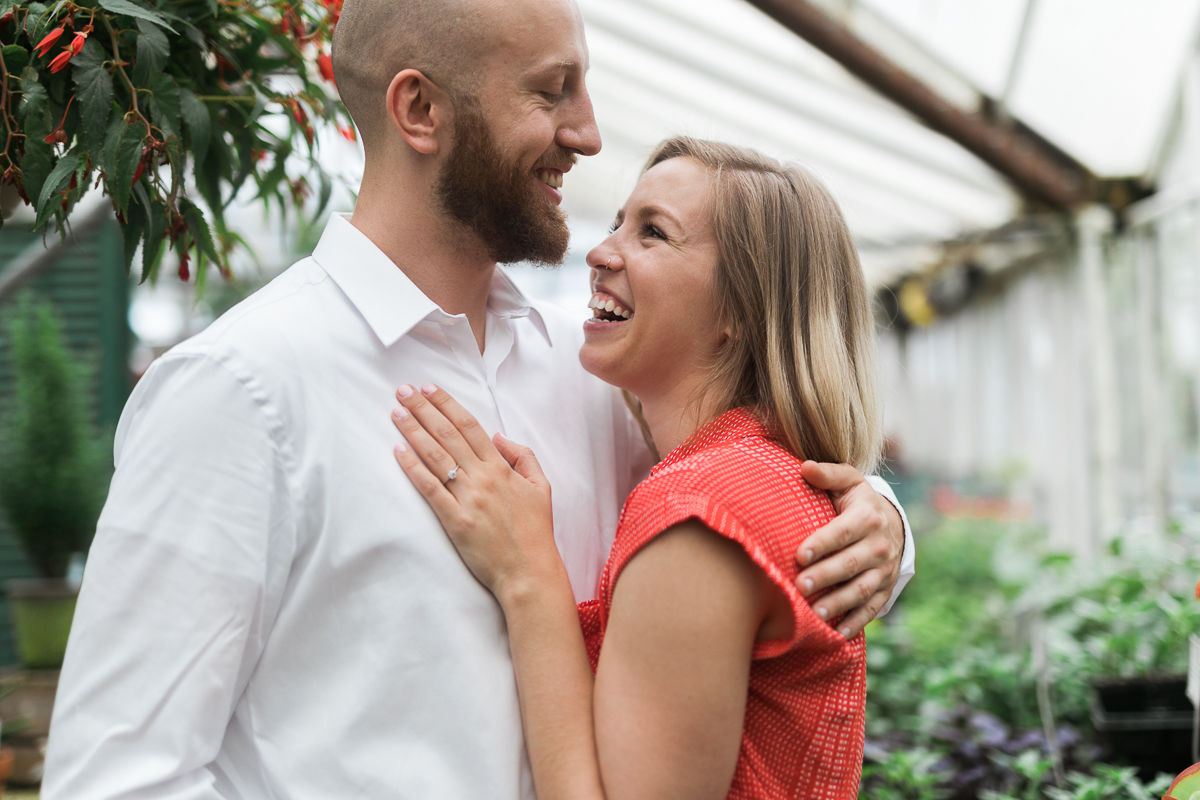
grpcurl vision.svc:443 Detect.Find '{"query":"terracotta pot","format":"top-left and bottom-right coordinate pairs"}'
top-left (0, 746), bottom-right (13, 785)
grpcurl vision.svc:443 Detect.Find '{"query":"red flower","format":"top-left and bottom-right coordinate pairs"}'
top-left (35, 26), bottom-right (65, 57)
top-left (69, 31), bottom-right (87, 56)
top-left (0, 13), bottom-right (13, 30)
top-left (132, 160), bottom-right (146, 186)
top-left (48, 48), bottom-right (73, 73)
top-left (178, 252), bottom-right (190, 282)
top-left (43, 128), bottom-right (67, 144)
top-left (316, 52), bottom-right (334, 84)
top-left (338, 124), bottom-right (356, 142)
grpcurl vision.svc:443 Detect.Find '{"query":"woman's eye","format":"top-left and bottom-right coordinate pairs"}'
top-left (643, 224), bottom-right (665, 240)
top-left (608, 221), bottom-right (619, 234)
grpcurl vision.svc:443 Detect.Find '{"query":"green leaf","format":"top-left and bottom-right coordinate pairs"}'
top-left (35, 153), bottom-right (79, 229)
top-left (110, 121), bottom-right (145, 214)
top-left (141, 199), bottom-right (167, 283)
top-left (118, 194), bottom-right (147, 273)
top-left (96, 0), bottom-right (176, 33)
top-left (131, 19), bottom-right (169, 88)
top-left (315, 171), bottom-right (332, 217)
top-left (23, 3), bottom-right (53, 46)
top-left (101, 103), bottom-right (125, 177)
top-left (1, 45), bottom-right (30, 76)
top-left (0, 0), bottom-right (16, 18)
top-left (179, 89), bottom-right (210, 169)
top-left (72, 39), bottom-right (112, 154)
top-left (180, 198), bottom-right (219, 266)
top-left (147, 73), bottom-right (181, 140)
top-left (19, 67), bottom-right (49, 126)
top-left (19, 149), bottom-right (52, 216)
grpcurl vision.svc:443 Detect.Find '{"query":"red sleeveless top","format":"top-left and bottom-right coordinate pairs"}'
top-left (577, 408), bottom-right (866, 799)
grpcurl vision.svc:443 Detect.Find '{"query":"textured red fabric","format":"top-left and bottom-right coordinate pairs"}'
top-left (577, 407), bottom-right (866, 799)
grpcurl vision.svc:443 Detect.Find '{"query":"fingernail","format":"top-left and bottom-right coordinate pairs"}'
top-left (841, 627), bottom-right (851, 638)
top-left (816, 606), bottom-right (828, 620)
top-left (393, 406), bottom-right (408, 420)
top-left (802, 549), bottom-right (814, 565)
top-left (394, 442), bottom-right (407, 454)
top-left (398, 385), bottom-right (414, 398)
top-left (802, 578), bottom-right (814, 594)
top-left (421, 383), bottom-right (437, 395)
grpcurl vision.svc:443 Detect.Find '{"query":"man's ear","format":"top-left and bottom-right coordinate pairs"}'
top-left (385, 69), bottom-right (451, 155)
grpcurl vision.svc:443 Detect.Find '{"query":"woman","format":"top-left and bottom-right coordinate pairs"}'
top-left (390, 137), bottom-right (880, 799)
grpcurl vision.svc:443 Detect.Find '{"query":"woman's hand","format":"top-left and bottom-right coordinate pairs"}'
top-left (391, 383), bottom-right (559, 606)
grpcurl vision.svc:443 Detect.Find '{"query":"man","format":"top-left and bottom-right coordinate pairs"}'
top-left (42, 0), bottom-right (913, 797)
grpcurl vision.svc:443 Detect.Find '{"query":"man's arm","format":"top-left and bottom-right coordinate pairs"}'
top-left (793, 463), bottom-right (914, 639)
top-left (41, 353), bottom-right (289, 800)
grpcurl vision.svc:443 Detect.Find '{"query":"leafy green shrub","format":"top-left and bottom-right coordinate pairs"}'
top-left (863, 507), bottom-right (1200, 798)
top-left (0, 0), bottom-right (350, 283)
top-left (0, 294), bottom-right (109, 578)
top-left (868, 517), bottom-right (1200, 737)
top-left (860, 747), bottom-right (948, 800)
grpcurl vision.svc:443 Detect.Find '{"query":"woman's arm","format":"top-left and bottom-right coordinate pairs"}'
top-left (596, 520), bottom-right (789, 800)
top-left (391, 386), bottom-right (789, 800)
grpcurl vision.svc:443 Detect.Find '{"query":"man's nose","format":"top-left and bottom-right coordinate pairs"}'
top-left (560, 91), bottom-right (601, 157)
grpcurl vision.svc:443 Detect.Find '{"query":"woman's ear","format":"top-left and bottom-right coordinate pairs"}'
top-left (385, 69), bottom-right (451, 156)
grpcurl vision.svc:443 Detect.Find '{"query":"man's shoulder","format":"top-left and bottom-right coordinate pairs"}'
top-left (146, 257), bottom-right (354, 407)
top-left (177, 258), bottom-right (336, 356)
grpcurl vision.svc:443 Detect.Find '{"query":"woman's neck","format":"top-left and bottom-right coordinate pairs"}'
top-left (638, 379), bottom-right (726, 458)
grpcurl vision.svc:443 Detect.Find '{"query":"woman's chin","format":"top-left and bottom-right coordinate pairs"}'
top-left (578, 345), bottom-right (626, 390)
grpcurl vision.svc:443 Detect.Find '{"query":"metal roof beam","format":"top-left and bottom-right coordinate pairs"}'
top-left (743, 0), bottom-right (1093, 208)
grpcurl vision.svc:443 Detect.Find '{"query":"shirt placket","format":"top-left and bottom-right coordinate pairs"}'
top-left (440, 311), bottom-right (518, 438)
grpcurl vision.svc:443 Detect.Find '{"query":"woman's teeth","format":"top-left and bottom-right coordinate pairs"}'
top-left (536, 169), bottom-right (563, 189)
top-left (588, 295), bottom-right (632, 320)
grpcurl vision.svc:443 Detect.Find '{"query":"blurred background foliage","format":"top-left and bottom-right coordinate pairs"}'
top-left (859, 482), bottom-right (1200, 799)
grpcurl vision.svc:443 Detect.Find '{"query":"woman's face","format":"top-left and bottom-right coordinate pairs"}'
top-left (579, 157), bottom-right (726, 399)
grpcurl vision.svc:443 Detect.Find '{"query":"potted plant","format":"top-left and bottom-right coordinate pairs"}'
top-left (0, 294), bottom-right (109, 669)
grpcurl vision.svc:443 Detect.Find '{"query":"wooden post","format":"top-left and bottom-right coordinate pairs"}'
top-left (1077, 205), bottom-right (1120, 554)
top-left (1135, 230), bottom-right (1167, 524)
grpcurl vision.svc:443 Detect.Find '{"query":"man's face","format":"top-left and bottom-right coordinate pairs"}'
top-left (436, 0), bottom-right (600, 265)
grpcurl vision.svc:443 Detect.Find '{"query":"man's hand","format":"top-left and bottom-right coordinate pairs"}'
top-left (795, 462), bottom-right (904, 639)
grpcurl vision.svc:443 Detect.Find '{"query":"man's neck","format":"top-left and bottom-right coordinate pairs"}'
top-left (350, 176), bottom-right (494, 353)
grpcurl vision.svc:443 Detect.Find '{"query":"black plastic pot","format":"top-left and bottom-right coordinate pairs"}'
top-left (1091, 674), bottom-right (1193, 781)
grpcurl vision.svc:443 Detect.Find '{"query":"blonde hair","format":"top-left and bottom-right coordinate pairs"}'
top-left (642, 136), bottom-right (881, 472)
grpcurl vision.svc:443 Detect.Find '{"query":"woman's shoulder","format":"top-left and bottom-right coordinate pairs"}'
top-left (628, 423), bottom-right (826, 518)
top-left (615, 412), bottom-right (835, 570)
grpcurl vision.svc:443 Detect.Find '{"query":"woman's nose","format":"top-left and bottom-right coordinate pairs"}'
top-left (587, 242), bottom-right (622, 272)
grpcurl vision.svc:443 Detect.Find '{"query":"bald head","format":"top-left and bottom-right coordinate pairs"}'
top-left (331, 0), bottom-right (491, 151)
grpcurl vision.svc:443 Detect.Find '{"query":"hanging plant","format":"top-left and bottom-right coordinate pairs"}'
top-left (0, 0), bottom-right (353, 285)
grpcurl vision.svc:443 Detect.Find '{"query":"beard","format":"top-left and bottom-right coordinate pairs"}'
top-left (435, 97), bottom-right (573, 266)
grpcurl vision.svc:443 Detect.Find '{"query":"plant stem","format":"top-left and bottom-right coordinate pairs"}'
top-left (100, 12), bottom-right (151, 137)
top-left (194, 95), bottom-right (256, 103)
top-left (0, 43), bottom-right (13, 171)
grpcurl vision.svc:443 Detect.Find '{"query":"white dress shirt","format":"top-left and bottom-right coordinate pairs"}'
top-left (43, 214), bottom-right (914, 800)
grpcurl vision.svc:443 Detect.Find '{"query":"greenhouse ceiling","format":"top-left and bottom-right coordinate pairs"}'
top-left (558, 0), bottom-right (1200, 283)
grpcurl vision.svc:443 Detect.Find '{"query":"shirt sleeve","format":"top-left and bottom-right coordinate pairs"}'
top-left (41, 351), bottom-right (293, 800)
top-left (865, 475), bottom-right (915, 619)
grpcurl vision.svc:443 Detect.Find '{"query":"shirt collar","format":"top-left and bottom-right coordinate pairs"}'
top-left (311, 214), bottom-right (552, 348)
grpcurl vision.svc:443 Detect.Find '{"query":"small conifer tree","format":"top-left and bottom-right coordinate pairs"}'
top-left (0, 294), bottom-right (108, 579)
